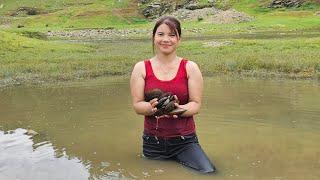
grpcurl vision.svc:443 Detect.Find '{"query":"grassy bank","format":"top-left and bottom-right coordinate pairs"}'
top-left (180, 37), bottom-right (320, 78)
top-left (0, 0), bottom-right (145, 32)
top-left (0, 30), bottom-right (130, 85)
top-left (1, 30), bottom-right (319, 87)
top-left (0, 0), bottom-right (320, 86)
top-left (1, 0), bottom-right (319, 33)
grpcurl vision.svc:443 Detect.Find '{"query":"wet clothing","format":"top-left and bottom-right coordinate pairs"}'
top-left (144, 59), bottom-right (195, 138)
top-left (142, 59), bottom-right (215, 173)
top-left (142, 133), bottom-right (216, 173)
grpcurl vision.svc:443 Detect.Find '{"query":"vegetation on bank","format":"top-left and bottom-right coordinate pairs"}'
top-left (181, 37), bottom-right (320, 78)
top-left (0, 0), bottom-right (145, 31)
top-left (0, 0), bottom-right (320, 86)
top-left (0, 0), bottom-right (319, 33)
top-left (1, 30), bottom-right (319, 87)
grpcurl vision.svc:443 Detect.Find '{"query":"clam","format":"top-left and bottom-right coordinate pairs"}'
top-left (145, 89), bottom-right (187, 116)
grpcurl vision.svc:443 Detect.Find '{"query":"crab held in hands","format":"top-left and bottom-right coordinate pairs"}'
top-left (144, 89), bottom-right (187, 117)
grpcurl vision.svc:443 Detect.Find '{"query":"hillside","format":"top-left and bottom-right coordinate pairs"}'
top-left (0, 0), bottom-right (319, 33)
top-left (0, 0), bottom-right (319, 86)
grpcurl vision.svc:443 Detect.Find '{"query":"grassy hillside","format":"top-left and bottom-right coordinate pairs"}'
top-left (0, 0), bottom-right (319, 32)
top-left (0, 0), bottom-right (146, 31)
top-left (0, 30), bottom-right (97, 82)
top-left (181, 0), bottom-right (320, 35)
top-left (0, 0), bottom-right (319, 86)
top-left (1, 30), bottom-right (319, 85)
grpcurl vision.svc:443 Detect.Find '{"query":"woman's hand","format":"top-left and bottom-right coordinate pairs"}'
top-left (155, 95), bottom-right (180, 119)
top-left (147, 98), bottom-right (158, 116)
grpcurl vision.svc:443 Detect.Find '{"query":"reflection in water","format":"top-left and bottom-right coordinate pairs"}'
top-left (0, 128), bottom-right (134, 180)
top-left (0, 76), bottom-right (319, 179)
top-left (0, 128), bottom-right (89, 180)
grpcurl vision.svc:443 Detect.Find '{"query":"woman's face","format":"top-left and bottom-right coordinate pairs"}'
top-left (154, 23), bottom-right (180, 55)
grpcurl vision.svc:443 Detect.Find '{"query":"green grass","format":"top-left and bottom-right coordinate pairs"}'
top-left (0, 0), bottom-right (320, 86)
top-left (0, 0), bottom-right (146, 31)
top-left (0, 30), bottom-right (109, 82)
top-left (179, 38), bottom-right (320, 78)
top-left (1, 30), bottom-right (319, 87)
top-left (179, 10), bottom-right (320, 37)
top-left (232, 0), bottom-right (320, 14)
top-left (0, 30), bottom-right (153, 85)
top-left (179, 0), bottom-right (320, 35)
top-left (1, 0), bottom-right (319, 33)
top-left (0, 0), bottom-right (132, 14)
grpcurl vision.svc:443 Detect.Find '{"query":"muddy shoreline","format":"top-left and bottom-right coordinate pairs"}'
top-left (1, 71), bottom-right (319, 90)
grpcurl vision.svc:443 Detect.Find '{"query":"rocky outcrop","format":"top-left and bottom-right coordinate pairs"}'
top-left (184, 1), bottom-right (214, 10)
top-left (139, 0), bottom-right (214, 19)
top-left (169, 7), bottom-right (253, 23)
top-left (140, 2), bottom-right (175, 19)
top-left (46, 28), bottom-right (149, 39)
top-left (9, 7), bottom-right (46, 16)
top-left (169, 7), bottom-right (218, 21)
top-left (203, 41), bottom-right (233, 47)
top-left (210, 9), bottom-right (253, 24)
top-left (269, 0), bottom-right (305, 8)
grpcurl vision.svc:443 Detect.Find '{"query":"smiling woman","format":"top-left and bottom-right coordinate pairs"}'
top-left (130, 16), bottom-right (216, 173)
top-left (152, 16), bottom-right (181, 54)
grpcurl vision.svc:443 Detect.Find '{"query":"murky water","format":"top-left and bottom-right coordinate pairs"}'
top-left (0, 76), bottom-right (319, 180)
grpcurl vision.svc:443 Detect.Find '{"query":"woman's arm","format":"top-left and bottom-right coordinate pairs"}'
top-left (178, 61), bottom-right (203, 117)
top-left (130, 61), bottom-right (158, 116)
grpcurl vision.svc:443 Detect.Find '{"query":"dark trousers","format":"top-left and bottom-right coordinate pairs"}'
top-left (142, 133), bottom-right (216, 173)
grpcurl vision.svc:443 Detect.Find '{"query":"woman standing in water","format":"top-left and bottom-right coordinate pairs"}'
top-left (130, 16), bottom-right (216, 173)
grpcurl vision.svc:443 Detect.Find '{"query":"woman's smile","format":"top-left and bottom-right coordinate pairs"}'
top-left (160, 44), bottom-right (171, 48)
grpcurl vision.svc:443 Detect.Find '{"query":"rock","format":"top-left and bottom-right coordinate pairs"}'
top-left (20, 31), bottom-right (47, 39)
top-left (269, 0), bottom-right (304, 8)
top-left (46, 28), bottom-right (149, 39)
top-left (138, 0), bottom-right (152, 4)
top-left (197, 16), bottom-right (204, 21)
top-left (208, 0), bottom-right (215, 5)
top-left (185, 3), bottom-right (213, 10)
top-left (169, 7), bottom-right (218, 21)
top-left (185, 4), bottom-right (202, 10)
top-left (210, 9), bottom-right (253, 24)
top-left (142, 3), bottom-right (175, 19)
top-left (203, 41), bottom-right (233, 47)
top-left (10, 7), bottom-right (45, 16)
top-left (25, 129), bottom-right (39, 136)
top-left (139, 0), bottom-right (213, 19)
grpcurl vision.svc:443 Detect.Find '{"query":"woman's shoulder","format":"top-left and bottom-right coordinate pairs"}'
top-left (134, 59), bottom-right (150, 67)
top-left (184, 59), bottom-right (199, 70)
top-left (132, 59), bottom-right (151, 77)
top-left (183, 59), bottom-right (201, 77)
top-left (134, 60), bottom-right (144, 67)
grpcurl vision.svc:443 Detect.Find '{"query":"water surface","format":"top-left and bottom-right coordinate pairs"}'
top-left (0, 76), bottom-right (319, 179)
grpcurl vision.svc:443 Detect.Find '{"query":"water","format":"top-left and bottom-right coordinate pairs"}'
top-left (0, 76), bottom-right (319, 179)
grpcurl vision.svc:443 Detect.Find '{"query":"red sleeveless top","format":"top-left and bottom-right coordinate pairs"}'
top-left (144, 59), bottom-right (196, 138)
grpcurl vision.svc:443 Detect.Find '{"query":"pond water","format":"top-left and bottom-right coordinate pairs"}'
top-left (0, 76), bottom-right (319, 180)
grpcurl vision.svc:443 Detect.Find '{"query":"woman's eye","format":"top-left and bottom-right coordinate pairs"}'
top-left (169, 34), bottom-right (176, 37)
